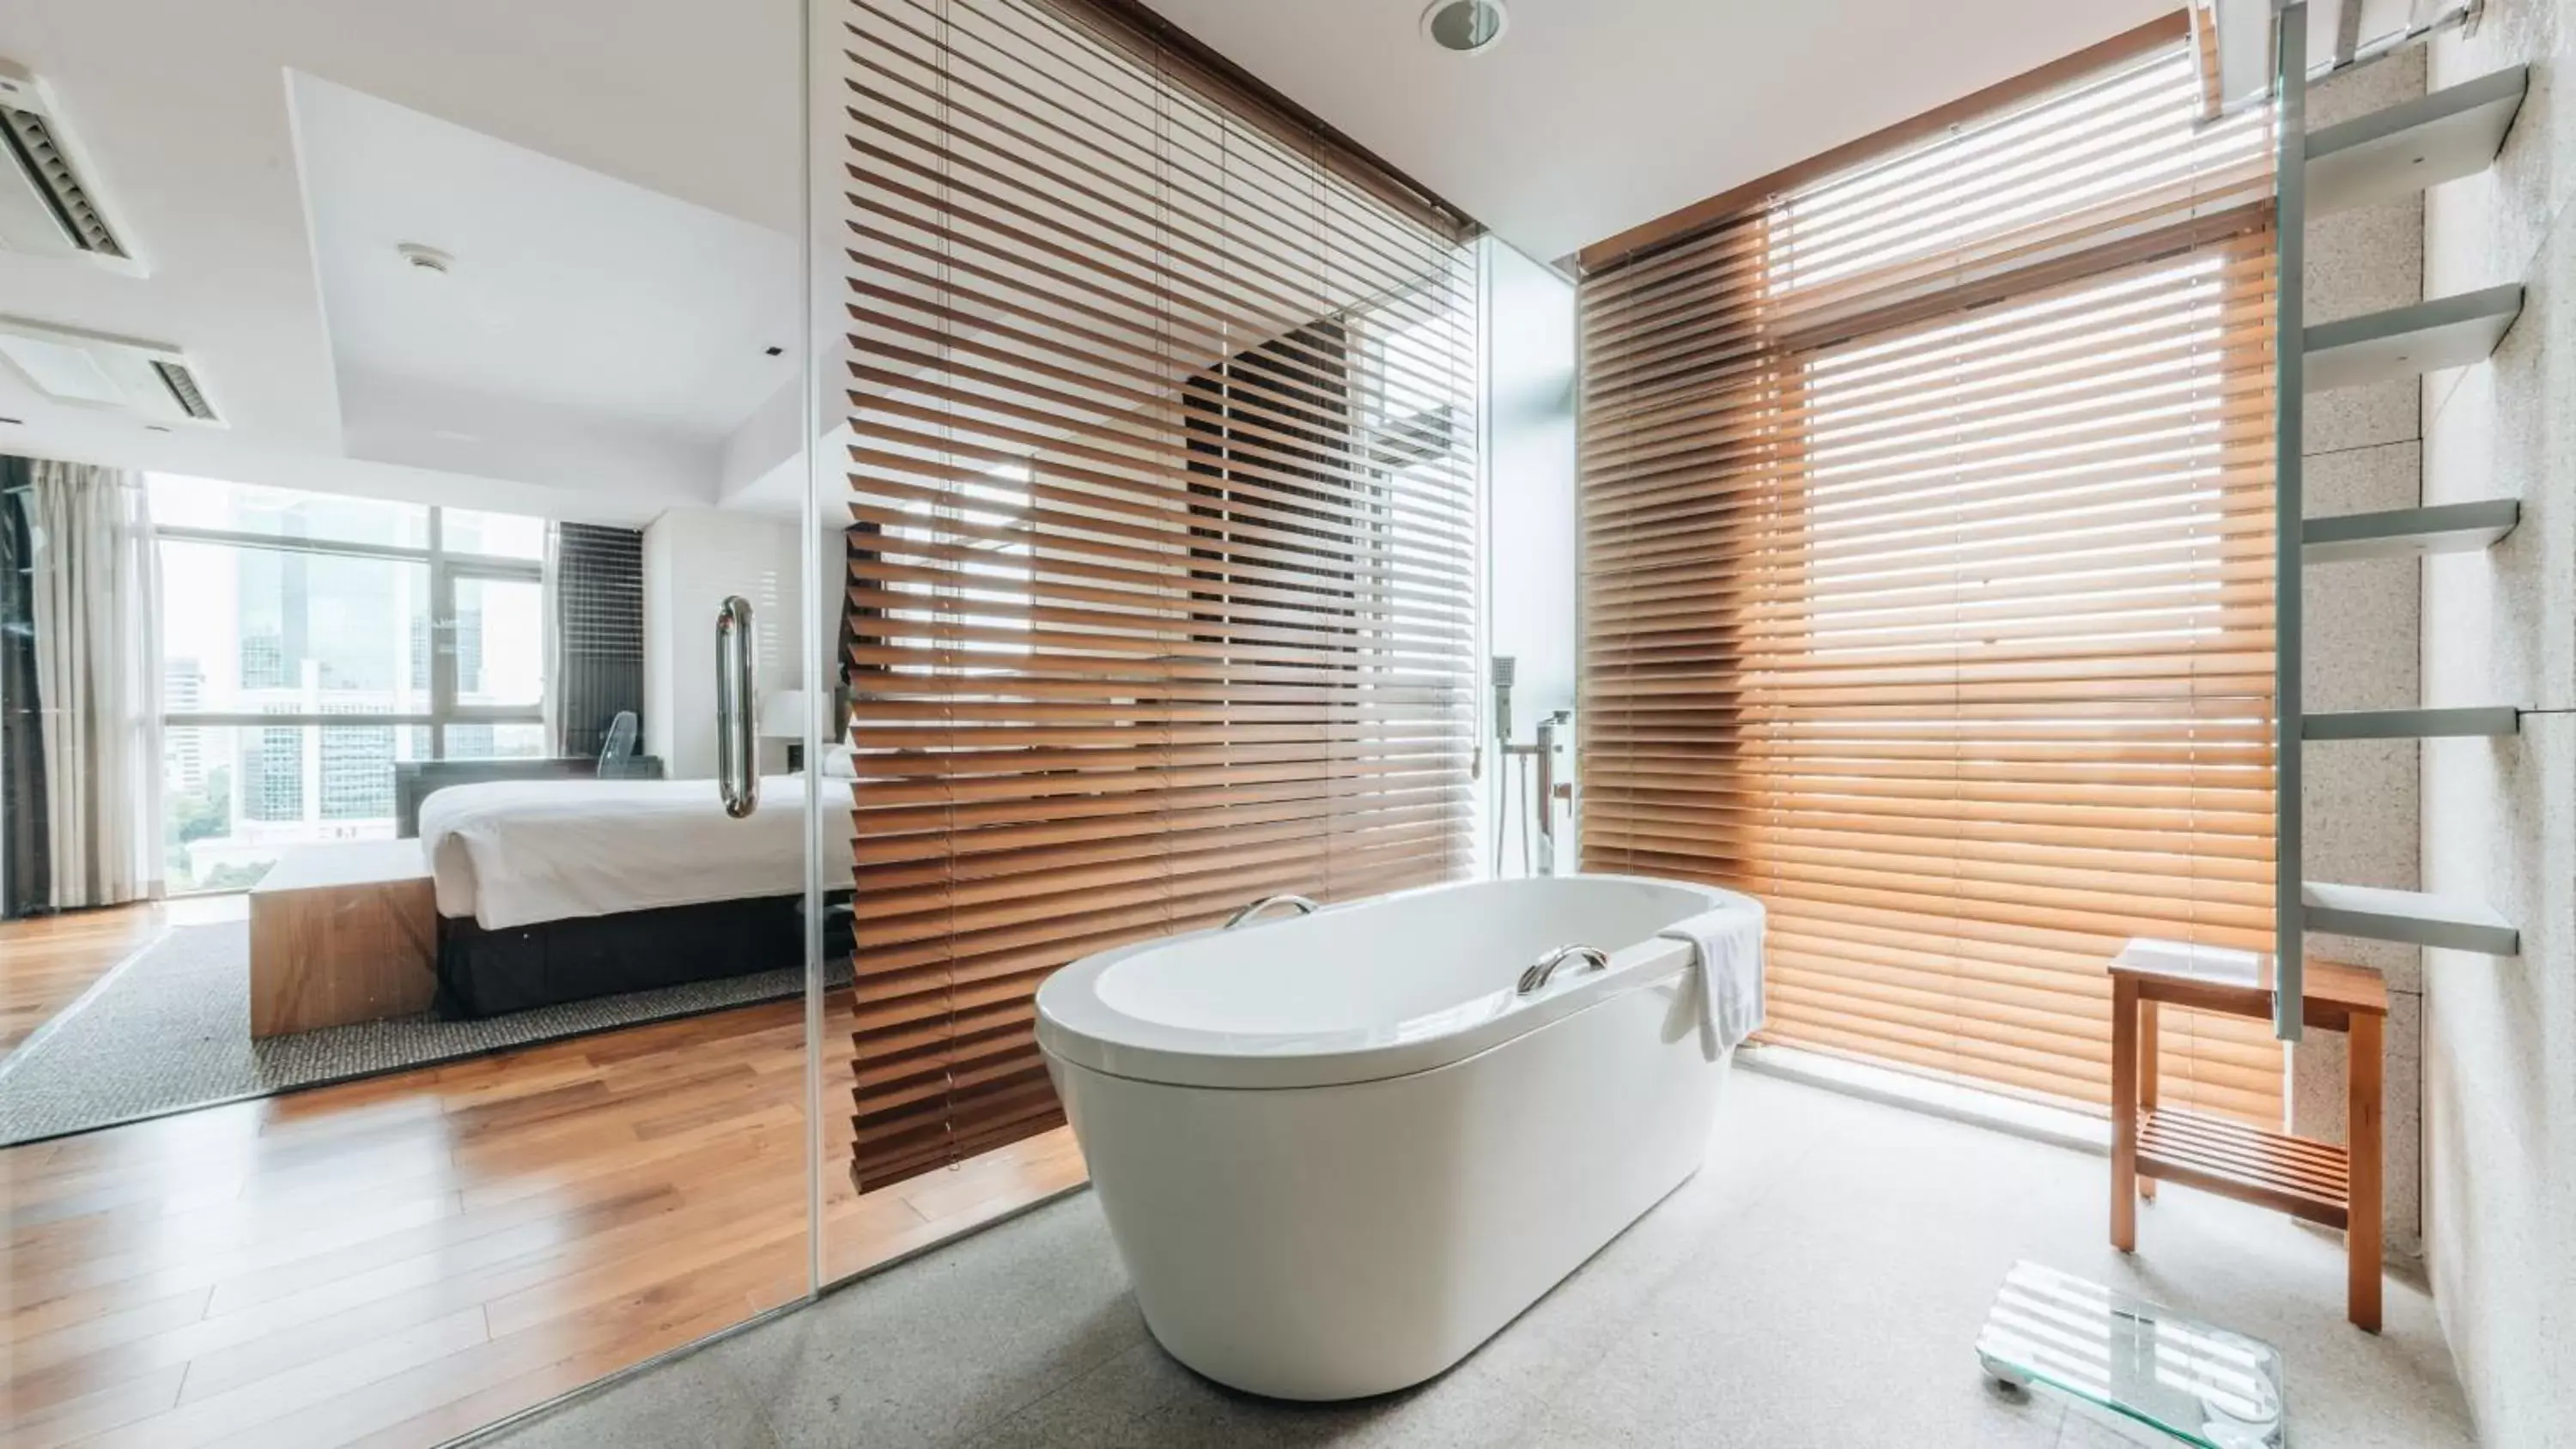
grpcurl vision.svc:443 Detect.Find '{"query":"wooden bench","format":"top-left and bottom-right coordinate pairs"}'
top-left (2108, 938), bottom-right (2387, 1331)
top-left (248, 839), bottom-right (438, 1037)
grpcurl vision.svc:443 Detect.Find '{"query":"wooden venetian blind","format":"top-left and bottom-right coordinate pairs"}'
top-left (841, 0), bottom-right (1481, 1191)
top-left (1578, 40), bottom-right (2291, 1122)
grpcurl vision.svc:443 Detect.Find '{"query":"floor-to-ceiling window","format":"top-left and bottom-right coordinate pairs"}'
top-left (1577, 31), bottom-right (2288, 1123)
top-left (150, 476), bottom-right (548, 892)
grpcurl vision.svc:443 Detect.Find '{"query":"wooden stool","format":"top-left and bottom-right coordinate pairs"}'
top-left (2107, 939), bottom-right (2387, 1332)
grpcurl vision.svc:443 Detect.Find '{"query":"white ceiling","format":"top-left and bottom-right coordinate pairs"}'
top-left (1146, 0), bottom-right (2178, 264)
top-left (0, 0), bottom-right (804, 525)
top-left (294, 73), bottom-right (801, 499)
top-left (0, 0), bottom-right (2179, 525)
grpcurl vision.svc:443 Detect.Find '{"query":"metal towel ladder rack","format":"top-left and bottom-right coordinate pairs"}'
top-left (2219, 0), bottom-right (2528, 1038)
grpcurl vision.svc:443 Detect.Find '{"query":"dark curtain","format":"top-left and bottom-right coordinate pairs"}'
top-left (1, 455), bottom-right (49, 917)
top-left (552, 523), bottom-right (645, 759)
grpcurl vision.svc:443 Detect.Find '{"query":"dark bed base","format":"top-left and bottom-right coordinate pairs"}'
top-left (435, 895), bottom-right (807, 1018)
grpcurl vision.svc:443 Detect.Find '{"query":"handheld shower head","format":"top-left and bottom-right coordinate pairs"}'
top-left (1492, 655), bottom-right (1517, 744)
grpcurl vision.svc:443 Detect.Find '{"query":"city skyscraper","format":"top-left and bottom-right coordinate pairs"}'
top-left (161, 657), bottom-right (206, 791)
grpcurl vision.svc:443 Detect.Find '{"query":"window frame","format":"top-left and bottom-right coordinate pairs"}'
top-left (155, 504), bottom-right (547, 763)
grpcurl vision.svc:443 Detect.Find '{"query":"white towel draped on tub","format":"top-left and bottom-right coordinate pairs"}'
top-left (1656, 904), bottom-right (1767, 1059)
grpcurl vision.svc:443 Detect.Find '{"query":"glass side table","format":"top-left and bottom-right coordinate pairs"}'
top-left (1977, 1261), bottom-right (2286, 1448)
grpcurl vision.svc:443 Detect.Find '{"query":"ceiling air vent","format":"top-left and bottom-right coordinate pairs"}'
top-left (149, 359), bottom-right (216, 421)
top-left (0, 317), bottom-right (222, 427)
top-left (0, 59), bottom-right (137, 268)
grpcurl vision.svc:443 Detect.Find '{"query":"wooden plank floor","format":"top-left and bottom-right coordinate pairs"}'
top-left (1, 903), bottom-right (1087, 1449)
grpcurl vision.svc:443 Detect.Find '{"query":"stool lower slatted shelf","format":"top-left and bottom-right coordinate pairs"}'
top-left (2136, 1107), bottom-right (2349, 1229)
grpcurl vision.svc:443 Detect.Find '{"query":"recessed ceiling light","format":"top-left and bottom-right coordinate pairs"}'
top-left (397, 242), bottom-right (454, 276)
top-left (1421, 0), bottom-right (1507, 55)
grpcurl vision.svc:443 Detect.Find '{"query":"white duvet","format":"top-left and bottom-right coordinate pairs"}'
top-left (419, 777), bottom-right (848, 930)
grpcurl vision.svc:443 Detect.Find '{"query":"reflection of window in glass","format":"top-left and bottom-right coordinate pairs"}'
top-left (148, 475), bottom-right (428, 549)
top-left (443, 507), bottom-right (547, 561)
top-left (158, 540), bottom-right (434, 714)
top-left (153, 475), bottom-right (549, 893)
top-left (453, 576), bottom-right (544, 710)
top-left (443, 723), bottom-right (550, 760)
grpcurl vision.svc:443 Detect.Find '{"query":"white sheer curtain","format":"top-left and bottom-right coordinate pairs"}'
top-left (22, 460), bottom-right (162, 907)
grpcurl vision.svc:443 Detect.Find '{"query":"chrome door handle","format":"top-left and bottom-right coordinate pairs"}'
top-left (716, 595), bottom-right (758, 818)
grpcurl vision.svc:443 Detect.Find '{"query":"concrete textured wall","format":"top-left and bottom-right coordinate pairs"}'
top-left (2299, 50), bottom-right (2429, 1258)
top-left (2420, 2), bottom-right (2576, 1444)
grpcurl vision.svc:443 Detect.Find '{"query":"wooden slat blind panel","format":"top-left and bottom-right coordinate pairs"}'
top-left (1578, 43), bottom-right (2287, 1125)
top-left (844, 0), bottom-right (1480, 1191)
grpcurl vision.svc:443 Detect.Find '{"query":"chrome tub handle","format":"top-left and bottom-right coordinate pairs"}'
top-left (1224, 894), bottom-right (1319, 930)
top-left (1517, 943), bottom-right (1609, 996)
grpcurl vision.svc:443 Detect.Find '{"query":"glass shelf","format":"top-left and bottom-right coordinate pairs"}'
top-left (1977, 1261), bottom-right (2286, 1448)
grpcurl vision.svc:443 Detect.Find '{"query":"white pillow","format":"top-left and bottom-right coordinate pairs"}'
top-left (819, 747), bottom-right (859, 779)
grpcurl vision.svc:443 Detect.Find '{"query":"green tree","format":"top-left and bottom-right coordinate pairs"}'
top-left (168, 767), bottom-right (231, 845)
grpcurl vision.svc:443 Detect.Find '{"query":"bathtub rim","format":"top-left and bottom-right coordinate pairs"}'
top-left (1034, 873), bottom-right (1761, 1091)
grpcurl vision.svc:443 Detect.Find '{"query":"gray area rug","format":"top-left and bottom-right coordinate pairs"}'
top-left (0, 921), bottom-right (846, 1146)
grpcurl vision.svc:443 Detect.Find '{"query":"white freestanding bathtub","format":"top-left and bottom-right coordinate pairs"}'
top-left (1035, 873), bottom-right (1765, 1401)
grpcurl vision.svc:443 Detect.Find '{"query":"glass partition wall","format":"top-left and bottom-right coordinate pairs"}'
top-left (2, 0), bottom-right (1485, 1440)
top-left (0, 3), bottom-right (828, 1444)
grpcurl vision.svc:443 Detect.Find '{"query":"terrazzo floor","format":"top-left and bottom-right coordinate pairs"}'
top-left (479, 1072), bottom-right (2478, 1448)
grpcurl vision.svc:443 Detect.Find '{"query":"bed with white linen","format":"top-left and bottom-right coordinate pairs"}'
top-left (417, 776), bottom-right (848, 1016)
